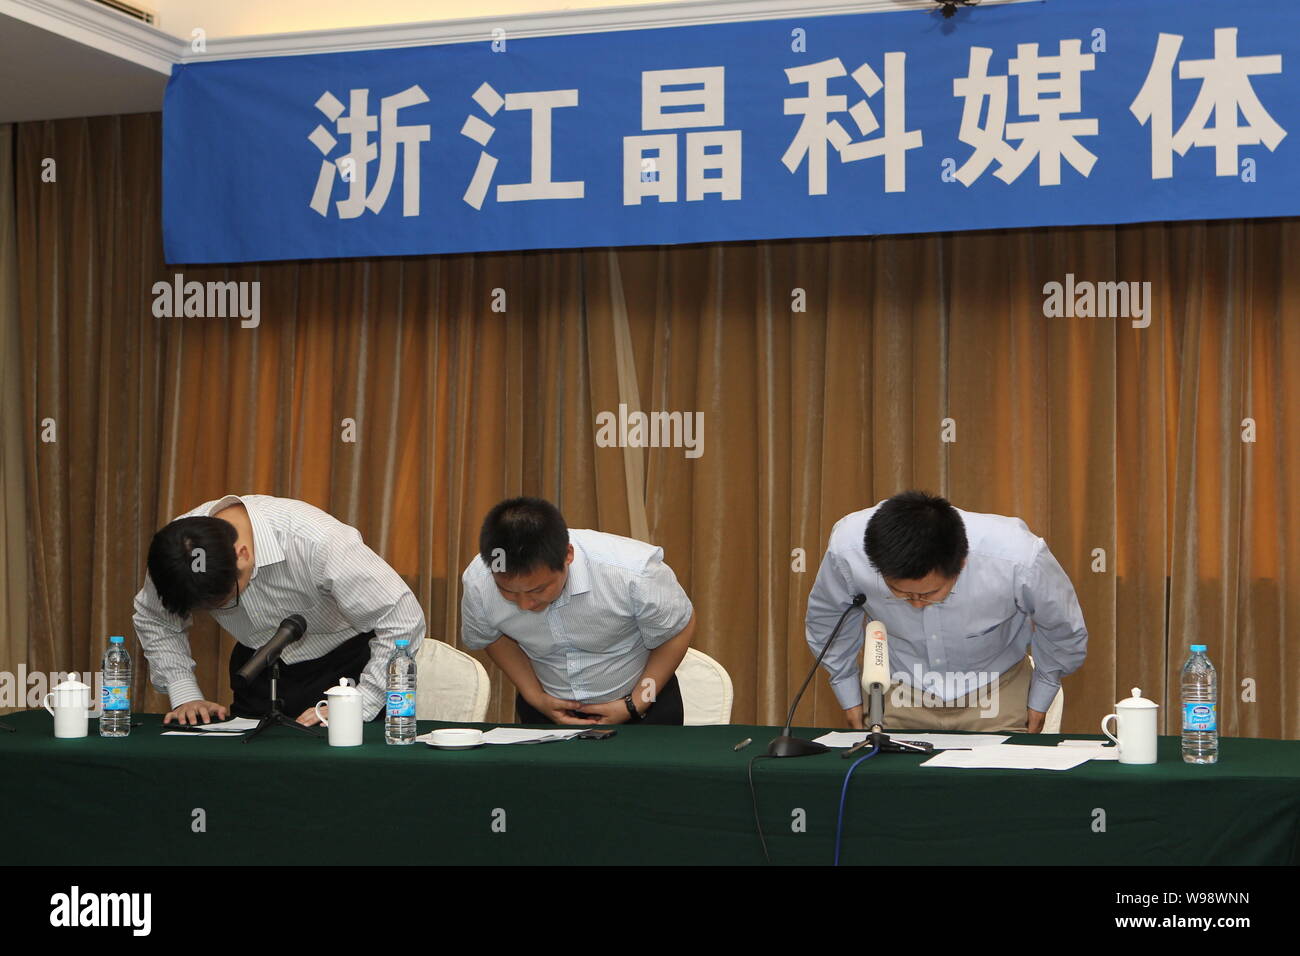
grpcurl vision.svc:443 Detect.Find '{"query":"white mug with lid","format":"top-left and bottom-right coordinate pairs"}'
top-left (315, 677), bottom-right (363, 747)
top-left (43, 673), bottom-right (92, 738)
top-left (1101, 687), bottom-right (1159, 765)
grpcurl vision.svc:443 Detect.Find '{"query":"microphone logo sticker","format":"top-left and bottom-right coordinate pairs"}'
top-left (869, 637), bottom-right (887, 671)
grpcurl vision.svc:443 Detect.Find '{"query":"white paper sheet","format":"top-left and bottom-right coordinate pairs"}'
top-left (920, 744), bottom-right (1091, 770)
top-left (477, 728), bottom-right (587, 745)
top-left (1057, 740), bottom-right (1119, 760)
top-left (171, 717), bottom-right (260, 733)
top-left (161, 730), bottom-right (244, 737)
top-left (811, 731), bottom-right (1010, 750)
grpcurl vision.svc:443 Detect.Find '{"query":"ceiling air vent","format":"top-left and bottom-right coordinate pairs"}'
top-left (90, 0), bottom-right (157, 26)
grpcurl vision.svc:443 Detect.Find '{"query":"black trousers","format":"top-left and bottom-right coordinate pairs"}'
top-left (230, 631), bottom-right (378, 721)
top-left (515, 674), bottom-right (684, 726)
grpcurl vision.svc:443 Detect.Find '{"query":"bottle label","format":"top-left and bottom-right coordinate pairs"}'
top-left (102, 684), bottom-right (130, 712)
top-left (1183, 702), bottom-right (1216, 733)
top-left (387, 691), bottom-right (415, 718)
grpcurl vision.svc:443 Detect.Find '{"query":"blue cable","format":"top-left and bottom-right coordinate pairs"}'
top-left (834, 744), bottom-right (879, 866)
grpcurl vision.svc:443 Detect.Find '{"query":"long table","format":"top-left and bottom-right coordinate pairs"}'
top-left (3, 710), bottom-right (1298, 865)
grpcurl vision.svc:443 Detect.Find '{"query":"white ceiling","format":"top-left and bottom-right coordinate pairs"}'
top-left (0, 11), bottom-right (167, 121)
top-left (0, 0), bottom-right (980, 123)
top-left (150, 0), bottom-right (702, 39)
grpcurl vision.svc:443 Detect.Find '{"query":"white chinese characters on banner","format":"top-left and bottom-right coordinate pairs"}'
top-left (783, 54), bottom-right (922, 196)
top-left (623, 66), bottom-right (742, 205)
top-left (309, 86), bottom-right (430, 218)
top-left (953, 41), bottom-right (1098, 187)
top-left (1130, 28), bottom-right (1285, 179)
top-left (303, 28), bottom-right (1289, 223)
top-left (461, 81), bottom-right (584, 209)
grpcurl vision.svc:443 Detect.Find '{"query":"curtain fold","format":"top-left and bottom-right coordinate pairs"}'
top-left (1, 123), bottom-right (29, 714)
top-left (14, 113), bottom-right (1299, 735)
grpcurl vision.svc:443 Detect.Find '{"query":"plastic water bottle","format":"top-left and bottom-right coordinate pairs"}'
top-left (1181, 644), bottom-right (1217, 764)
top-left (385, 638), bottom-right (417, 745)
top-left (99, 635), bottom-right (132, 737)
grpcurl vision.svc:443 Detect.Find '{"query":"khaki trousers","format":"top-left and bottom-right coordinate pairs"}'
top-left (880, 656), bottom-right (1031, 733)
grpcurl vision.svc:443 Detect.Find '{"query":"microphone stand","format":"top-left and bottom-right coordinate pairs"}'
top-left (243, 660), bottom-right (322, 743)
top-left (842, 682), bottom-right (934, 757)
top-left (767, 594), bottom-right (866, 758)
top-left (842, 729), bottom-right (934, 757)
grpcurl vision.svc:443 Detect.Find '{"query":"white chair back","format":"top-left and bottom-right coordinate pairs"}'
top-left (675, 648), bottom-right (734, 725)
top-left (413, 639), bottom-right (492, 723)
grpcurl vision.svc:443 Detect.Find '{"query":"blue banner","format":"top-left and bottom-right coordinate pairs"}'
top-left (163, 0), bottom-right (1300, 264)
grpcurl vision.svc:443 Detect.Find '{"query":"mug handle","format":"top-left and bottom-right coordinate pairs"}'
top-left (315, 700), bottom-right (329, 727)
top-left (1100, 713), bottom-right (1120, 751)
top-left (43, 692), bottom-right (55, 716)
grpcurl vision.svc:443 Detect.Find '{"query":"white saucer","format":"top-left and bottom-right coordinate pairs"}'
top-left (424, 728), bottom-right (484, 750)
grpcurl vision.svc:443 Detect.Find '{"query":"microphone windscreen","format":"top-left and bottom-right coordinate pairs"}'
top-left (863, 620), bottom-right (890, 689)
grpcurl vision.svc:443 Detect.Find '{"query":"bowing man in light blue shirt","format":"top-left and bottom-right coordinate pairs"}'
top-left (805, 491), bottom-right (1088, 733)
top-left (461, 497), bottom-right (697, 726)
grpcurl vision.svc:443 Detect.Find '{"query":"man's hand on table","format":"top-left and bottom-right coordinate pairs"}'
top-left (297, 705), bottom-right (325, 726)
top-left (163, 700), bottom-right (229, 725)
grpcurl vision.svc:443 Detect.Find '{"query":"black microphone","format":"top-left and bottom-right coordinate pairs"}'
top-left (767, 593), bottom-right (866, 758)
top-left (236, 614), bottom-right (307, 683)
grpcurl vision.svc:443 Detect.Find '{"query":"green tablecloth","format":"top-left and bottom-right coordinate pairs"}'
top-left (3, 710), bottom-right (1298, 865)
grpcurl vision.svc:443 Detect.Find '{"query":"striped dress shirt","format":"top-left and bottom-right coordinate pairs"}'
top-left (806, 503), bottom-right (1088, 714)
top-left (460, 529), bottom-right (694, 703)
top-left (132, 494), bottom-right (425, 721)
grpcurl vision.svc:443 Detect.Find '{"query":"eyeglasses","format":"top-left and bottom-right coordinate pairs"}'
top-left (208, 580), bottom-right (241, 612)
top-left (883, 579), bottom-right (956, 606)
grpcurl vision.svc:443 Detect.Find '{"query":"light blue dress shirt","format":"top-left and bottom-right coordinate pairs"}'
top-left (460, 529), bottom-right (694, 703)
top-left (805, 502), bottom-right (1088, 714)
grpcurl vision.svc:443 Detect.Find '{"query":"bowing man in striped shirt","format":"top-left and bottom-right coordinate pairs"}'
top-left (461, 497), bottom-right (697, 725)
top-left (133, 494), bottom-right (426, 727)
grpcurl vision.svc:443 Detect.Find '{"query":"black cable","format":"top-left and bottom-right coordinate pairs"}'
top-left (781, 594), bottom-right (866, 733)
top-left (748, 753), bottom-right (775, 864)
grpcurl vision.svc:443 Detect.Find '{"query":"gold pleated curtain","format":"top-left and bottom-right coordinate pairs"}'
top-left (10, 113), bottom-right (1299, 735)
top-left (1, 123), bottom-right (29, 714)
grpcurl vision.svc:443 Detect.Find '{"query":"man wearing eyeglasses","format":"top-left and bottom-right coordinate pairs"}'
top-left (805, 490), bottom-right (1087, 733)
top-left (460, 496), bottom-right (696, 725)
top-left (132, 495), bottom-right (425, 727)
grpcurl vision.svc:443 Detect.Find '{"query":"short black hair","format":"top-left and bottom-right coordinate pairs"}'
top-left (147, 516), bottom-right (240, 616)
top-left (864, 491), bottom-right (968, 581)
top-left (479, 497), bottom-right (569, 575)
